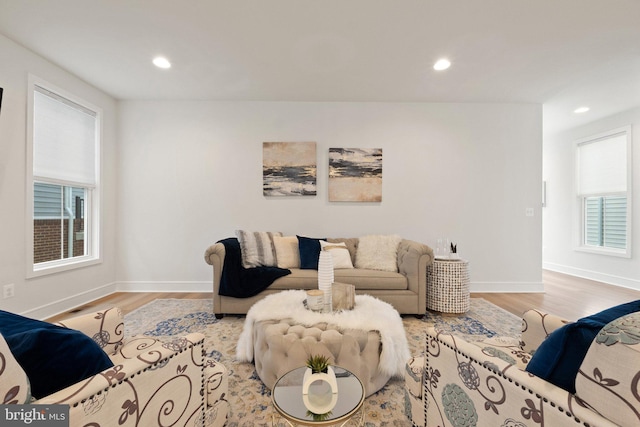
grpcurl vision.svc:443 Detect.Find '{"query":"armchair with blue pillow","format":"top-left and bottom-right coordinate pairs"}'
top-left (0, 307), bottom-right (228, 427)
top-left (405, 301), bottom-right (640, 427)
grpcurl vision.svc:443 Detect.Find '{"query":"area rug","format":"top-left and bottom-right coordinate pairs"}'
top-left (126, 298), bottom-right (521, 427)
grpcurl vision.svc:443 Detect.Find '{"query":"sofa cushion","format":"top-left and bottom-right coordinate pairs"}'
top-left (273, 235), bottom-right (301, 269)
top-left (0, 310), bottom-right (114, 399)
top-left (270, 268), bottom-right (407, 291)
top-left (525, 300), bottom-right (640, 393)
top-left (335, 269), bottom-right (407, 290)
top-left (235, 230), bottom-right (282, 268)
top-left (575, 311), bottom-right (640, 426)
top-left (320, 240), bottom-right (354, 269)
top-left (355, 234), bottom-right (402, 272)
top-left (297, 236), bottom-right (326, 269)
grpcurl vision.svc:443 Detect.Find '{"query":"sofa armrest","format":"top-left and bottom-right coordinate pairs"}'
top-left (37, 333), bottom-right (207, 426)
top-left (204, 242), bottom-right (225, 267)
top-left (54, 307), bottom-right (125, 356)
top-left (404, 354), bottom-right (425, 426)
top-left (397, 239), bottom-right (433, 312)
top-left (521, 309), bottom-right (569, 354)
top-left (204, 243), bottom-right (225, 315)
top-left (419, 328), bottom-right (615, 427)
top-left (203, 359), bottom-right (229, 427)
top-left (576, 311), bottom-right (640, 426)
top-left (0, 333), bottom-right (30, 404)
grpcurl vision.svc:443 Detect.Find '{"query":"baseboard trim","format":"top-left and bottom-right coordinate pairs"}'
top-left (470, 281), bottom-right (544, 293)
top-left (116, 280), bottom-right (542, 294)
top-left (543, 262), bottom-right (640, 291)
top-left (116, 281), bottom-right (211, 293)
top-left (23, 282), bottom-right (117, 320)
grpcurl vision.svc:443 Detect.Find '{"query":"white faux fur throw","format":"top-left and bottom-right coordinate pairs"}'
top-left (236, 290), bottom-right (410, 377)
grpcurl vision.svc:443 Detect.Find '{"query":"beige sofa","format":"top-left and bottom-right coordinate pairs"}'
top-left (204, 237), bottom-right (433, 317)
top-left (405, 308), bottom-right (640, 426)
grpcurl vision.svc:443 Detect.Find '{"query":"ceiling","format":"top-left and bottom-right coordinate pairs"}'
top-left (1, 0), bottom-right (639, 133)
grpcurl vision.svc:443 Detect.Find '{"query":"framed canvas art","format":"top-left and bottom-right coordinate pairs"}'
top-left (329, 148), bottom-right (382, 202)
top-left (263, 142), bottom-right (317, 196)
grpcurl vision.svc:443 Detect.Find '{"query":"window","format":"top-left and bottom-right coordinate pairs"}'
top-left (33, 183), bottom-right (87, 263)
top-left (27, 77), bottom-right (101, 275)
top-left (575, 126), bottom-right (632, 257)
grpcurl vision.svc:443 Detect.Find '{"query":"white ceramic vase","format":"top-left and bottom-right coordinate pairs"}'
top-left (317, 250), bottom-right (334, 313)
top-left (302, 366), bottom-right (339, 414)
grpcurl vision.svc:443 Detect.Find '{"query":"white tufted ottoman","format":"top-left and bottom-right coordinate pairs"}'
top-left (253, 318), bottom-right (388, 396)
top-left (236, 290), bottom-right (410, 397)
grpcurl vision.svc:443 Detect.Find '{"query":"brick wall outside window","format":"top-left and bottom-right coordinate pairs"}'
top-left (34, 219), bottom-right (85, 263)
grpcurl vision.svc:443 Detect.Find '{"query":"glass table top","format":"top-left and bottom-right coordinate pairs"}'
top-left (272, 366), bottom-right (364, 426)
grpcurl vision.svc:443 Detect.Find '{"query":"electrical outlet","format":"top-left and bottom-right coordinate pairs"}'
top-left (525, 208), bottom-right (534, 217)
top-left (3, 283), bottom-right (15, 299)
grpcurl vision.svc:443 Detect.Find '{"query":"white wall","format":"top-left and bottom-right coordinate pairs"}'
top-left (0, 34), bottom-right (118, 318)
top-left (0, 32), bottom-right (545, 318)
top-left (117, 101), bottom-right (543, 292)
top-left (543, 107), bottom-right (640, 289)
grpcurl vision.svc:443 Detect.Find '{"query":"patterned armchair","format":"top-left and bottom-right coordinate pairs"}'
top-left (405, 309), bottom-right (640, 427)
top-left (0, 307), bottom-right (228, 427)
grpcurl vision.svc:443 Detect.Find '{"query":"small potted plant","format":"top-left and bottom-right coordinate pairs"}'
top-left (450, 243), bottom-right (459, 260)
top-left (306, 354), bottom-right (331, 374)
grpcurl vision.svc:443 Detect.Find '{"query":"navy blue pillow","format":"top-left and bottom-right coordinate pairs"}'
top-left (297, 236), bottom-right (326, 269)
top-left (0, 310), bottom-right (114, 399)
top-left (526, 300), bottom-right (640, 393)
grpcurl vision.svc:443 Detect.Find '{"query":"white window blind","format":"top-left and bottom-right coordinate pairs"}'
top-left (576, 133), bottom-right (627, 195)
top-left (575, 126), bottom-right (631, 257)
top-left (33, 86), bottom-right (97, 186)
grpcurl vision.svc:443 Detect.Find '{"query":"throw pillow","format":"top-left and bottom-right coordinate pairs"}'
top-left (525, 300), bottom-right (640, 393)
top-left (297, 236), bottom-right (326, 269)
top-left (320, 240), bottom-right (354, 269)
top-left (273, 235), bottom-right (300, 269)
top-left (327, 237), bottom-right (358, 266)
top-left (235, 230), bottom-right (282, 268)
top-left (0, 310), bottom-right (114, 399)
top-left (355, 234), bottom-right (402, 272)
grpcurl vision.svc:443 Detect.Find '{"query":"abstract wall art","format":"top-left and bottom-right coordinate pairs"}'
top-left (263, 142), bottom-right (317, 196)
top-left (329, 148), bottom-right (382, 202)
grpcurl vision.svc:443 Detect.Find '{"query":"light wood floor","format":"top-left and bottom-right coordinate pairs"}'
top-left (46, 270), bottom-right (640, 323)
top-left (477, 270), bottom-right (640, 320)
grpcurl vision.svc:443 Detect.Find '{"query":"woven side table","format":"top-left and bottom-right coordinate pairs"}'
top-left (426, 259), bottom-right (470, 313)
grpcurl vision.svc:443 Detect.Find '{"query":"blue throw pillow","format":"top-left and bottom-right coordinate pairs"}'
top-left (0, 310), bottom-right (114, 399)
top-left (297, 236), bottom-right (326, 269)
top-left (526, 300), bottom-right (640, 393)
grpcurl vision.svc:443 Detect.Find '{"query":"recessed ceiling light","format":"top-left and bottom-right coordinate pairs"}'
top-left (433, 59), bottom-right (451, 71)
top-left (153, 57), bottom-right (171, 69)
top-left (574, 106), bottom-right (590, 114)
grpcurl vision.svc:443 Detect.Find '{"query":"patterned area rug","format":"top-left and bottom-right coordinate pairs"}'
top-left (126, 298), bottom-right (521, 427)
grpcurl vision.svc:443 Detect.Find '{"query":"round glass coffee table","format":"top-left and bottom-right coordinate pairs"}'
top-left (272, 366), bottom-right (365, 426)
